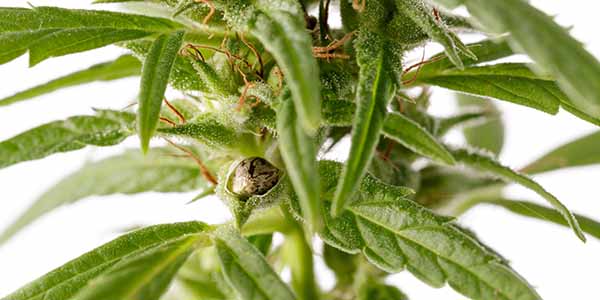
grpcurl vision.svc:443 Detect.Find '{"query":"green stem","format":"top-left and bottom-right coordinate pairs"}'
top-left (281, 209), bottom-right (320, 300)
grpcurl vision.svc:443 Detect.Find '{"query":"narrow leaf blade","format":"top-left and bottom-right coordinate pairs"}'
top-left (137, 31), bottom-right (184, 153)
top-left (251, 6), bottom-right (322, 133)
top-left (0, 55), bottom-right (141, 106)
top-left (451, 147), bottom-right (586, 241)
top-left (0, 148), bottom-right (207, 244)
top-left (382, 112), bottom-right (455, 164)
top-left (481, 198), bottom-right (600, 241)
top-left (215, 1), bottom-right (322, 133)
top-left (277, 92), bottom-right (322, 231)
top-left (332, 29), bottom-right (394, 217)
top-left (521, 130), bottom-right (600, 174)
top-left (417, 63), bottom-right (561, 114)
top-left (0, 110), bottom-right (135, 169)
top-left (463, 0), bottom-right (600, 118)
top-left (0, 6), bottom-right (181, 66)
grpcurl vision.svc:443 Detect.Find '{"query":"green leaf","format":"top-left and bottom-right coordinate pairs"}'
top-left (173, 248), bottom-right (235, 300)
top-left (137, 31), bottom-right (184, 153)
top-left (417, 38), bottom-right (515, 75)
top-left (450, 147), bottom-right (586, 242)
top-left (214, 225), bottom-right (296, 300)
top-left (0, 148), bottom-right (207, 244)
top-left (416, 63), bottom-right (562, 114)
top-left (277, 92), bottom-right (322, 231)
top-left (357, 282), bottom-right (408, 300)
top-left (291, 161), bottom-right (541, 300)
top-left (559, 100), bottom-right (600, 127)
top-left (332, 29), bottom-right (395, 217)
top-left (0, 110), bottom-right (135, 170)
top-left (247, 234), bottom-right (273, 256)
top-left (3, 222), bottom-right (210, 300)
top-left (462, 0), bottom-right (600, 119)
top-left (0, 6), bottom-right (181, 66)
top-left (414, 40), bottom-right (600, 126)
top-left (394, 0), bottom-right (475, 69)
top-left (73, 235), bottom-right (207, 300)
top-left (521, 130), bottom-right (600, 174)
top-left (436, 110), bottom-right (490, 136)
top-left (214, 0), bottom-right (322, 133)
top-left (382, 112), bottom-right (455, 165)
top-left (478, 198), bottom-right (600, 241)
top-left (0, 55), bottom-right (141, 106)
top-left (457, 94), bottom-right (505, 155)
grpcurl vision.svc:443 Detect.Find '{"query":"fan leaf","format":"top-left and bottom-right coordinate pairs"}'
top-left (415, 63), bottom-right (562, 114)
top-left (521, 130), bottom-right (600, 174)
top-left (382, 112), bottom-right (455, 165)
top-left (0, 148), bottom-right (208, 244)
top-left (0, 110), bottom-right (135, 169)
top-left (3, 222), bottom-right (210, 300)
top-left (0, 55), bottom-right (141, 106)
top-left (479, 198), bottom-right (600, 241)
top-left (289, 161), bottom-right (541, 300)
top-left (0, 6), bottom-right (181, 66)
top-left (450, 147), bottom-right (586, 241)
top-left (462, 0), bottom-right (600, 119)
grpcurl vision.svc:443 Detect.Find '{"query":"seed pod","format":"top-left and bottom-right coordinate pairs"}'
top-left (230, 157), bottom-right (282, 198)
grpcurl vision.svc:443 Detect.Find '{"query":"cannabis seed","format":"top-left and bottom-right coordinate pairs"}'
top-left (231, 157), bottom-right (281, 197)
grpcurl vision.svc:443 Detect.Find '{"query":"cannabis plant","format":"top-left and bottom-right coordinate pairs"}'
top-left (2, 0), bottom-right (600, 299)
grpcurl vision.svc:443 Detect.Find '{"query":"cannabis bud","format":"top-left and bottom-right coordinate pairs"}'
top-left (230, 157), bottom-right (282, 198)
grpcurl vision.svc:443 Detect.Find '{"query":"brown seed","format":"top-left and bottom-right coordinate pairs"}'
top-left (231, 157), bottom-right (281, 197)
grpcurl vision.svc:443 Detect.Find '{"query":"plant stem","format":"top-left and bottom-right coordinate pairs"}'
top-left (281, 209), bottom-right (320, 300)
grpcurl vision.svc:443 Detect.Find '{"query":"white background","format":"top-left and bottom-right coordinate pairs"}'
top-left (0, 1), bottom-right (599, 299)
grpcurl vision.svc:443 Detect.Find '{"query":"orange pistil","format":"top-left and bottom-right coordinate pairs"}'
top-left (163, 138), bottom-right (218, 185)
top-left (352, 0), bottom-right (366, 12)
top-left (195, 0), bottom-right (215, 25)
top-left (164, 98), bottom-right (186, 124)
top-left (240, 33), bottom-right (264, 78)
top-left (236, 67), bottom-right (256, 111)
top-left (402, 48), bottom-right (444, 86)
top-left (159, 117), bottom-right (177, 127)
